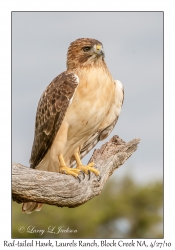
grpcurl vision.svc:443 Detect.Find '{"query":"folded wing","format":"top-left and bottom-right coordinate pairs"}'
top-left (30, 72), bottom-right (79, 168)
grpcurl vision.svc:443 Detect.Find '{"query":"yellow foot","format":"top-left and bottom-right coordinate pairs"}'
top-left (74, 152), bottom-right (100, 180)
top-left (59, 165), bottom-right (83, 182)
top-left (76, 162), bottom-right (100, 179)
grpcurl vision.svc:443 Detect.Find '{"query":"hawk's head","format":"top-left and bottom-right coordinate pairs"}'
top-left (66, 38), bottom-right (105, 70)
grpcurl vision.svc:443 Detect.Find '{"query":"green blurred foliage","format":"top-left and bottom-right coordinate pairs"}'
top-left (12, 176), bottom-right (163, 239)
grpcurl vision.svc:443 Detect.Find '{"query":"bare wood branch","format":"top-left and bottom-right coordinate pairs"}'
top-left (12, 136), bottom-right (140, 208)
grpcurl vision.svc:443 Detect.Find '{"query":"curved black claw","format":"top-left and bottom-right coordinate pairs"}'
top-left (97, 175), bottom-right (101, 182)
top-left (88, 170), bottom-right (91, 180)
top-left (77, 176), bottom-right (81, 183)
top-left (80, 171), bottom-right (85, 179)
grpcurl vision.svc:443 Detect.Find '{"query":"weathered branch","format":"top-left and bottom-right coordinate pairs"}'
top-left (12, 136), bottom-right (140, 208)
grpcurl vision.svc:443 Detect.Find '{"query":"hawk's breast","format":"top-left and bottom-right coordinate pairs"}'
top-left (65, 67), bottom-right (115, 142)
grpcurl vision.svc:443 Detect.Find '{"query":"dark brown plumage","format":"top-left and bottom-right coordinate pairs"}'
top-left (30, 72), bottom-right (78, 168)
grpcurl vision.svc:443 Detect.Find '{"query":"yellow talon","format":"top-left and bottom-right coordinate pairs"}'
top-left (58, 154), bottom-right (81, 179)
top-left (59, 165), bottom-right (80, 178)
top-left (74, 152), bottom-right (100, 176)
top-left (77, 163), bottom-right (100, 176)
top-left (58, 153), bottom-right (100, 182)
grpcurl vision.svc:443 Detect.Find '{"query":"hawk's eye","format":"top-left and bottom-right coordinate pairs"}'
top-left (82, 46), bottom-right (91, 52)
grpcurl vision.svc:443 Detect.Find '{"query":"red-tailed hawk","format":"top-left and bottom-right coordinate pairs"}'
top-left (22, 38), bottom-right (124, 213)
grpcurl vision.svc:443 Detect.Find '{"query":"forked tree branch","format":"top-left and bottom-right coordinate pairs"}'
top-left (12, 136), bottom-right (140, 208)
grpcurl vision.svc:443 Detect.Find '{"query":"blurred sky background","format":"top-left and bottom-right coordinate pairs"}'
top-left (12, 12), bottom-right (163, 184)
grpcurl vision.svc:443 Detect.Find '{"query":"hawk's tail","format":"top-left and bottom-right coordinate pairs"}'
top-left (22, 202), bottom-right (43, 214)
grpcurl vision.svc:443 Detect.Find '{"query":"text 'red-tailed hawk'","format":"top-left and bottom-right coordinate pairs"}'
top-left (22, 38), bottom-right (124, 213)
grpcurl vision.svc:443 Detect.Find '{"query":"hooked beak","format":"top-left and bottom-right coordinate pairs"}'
top-left (94, 44), bottom-right (105, 57)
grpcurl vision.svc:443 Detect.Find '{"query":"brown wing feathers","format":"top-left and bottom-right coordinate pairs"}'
top-left (30, 72), bottom-right (78, 168)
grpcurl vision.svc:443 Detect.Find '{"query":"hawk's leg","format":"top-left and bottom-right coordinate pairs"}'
top-left (58, 154), bottom-right (82, 181)
top-left (74, 152), bottom-right (100, 179)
